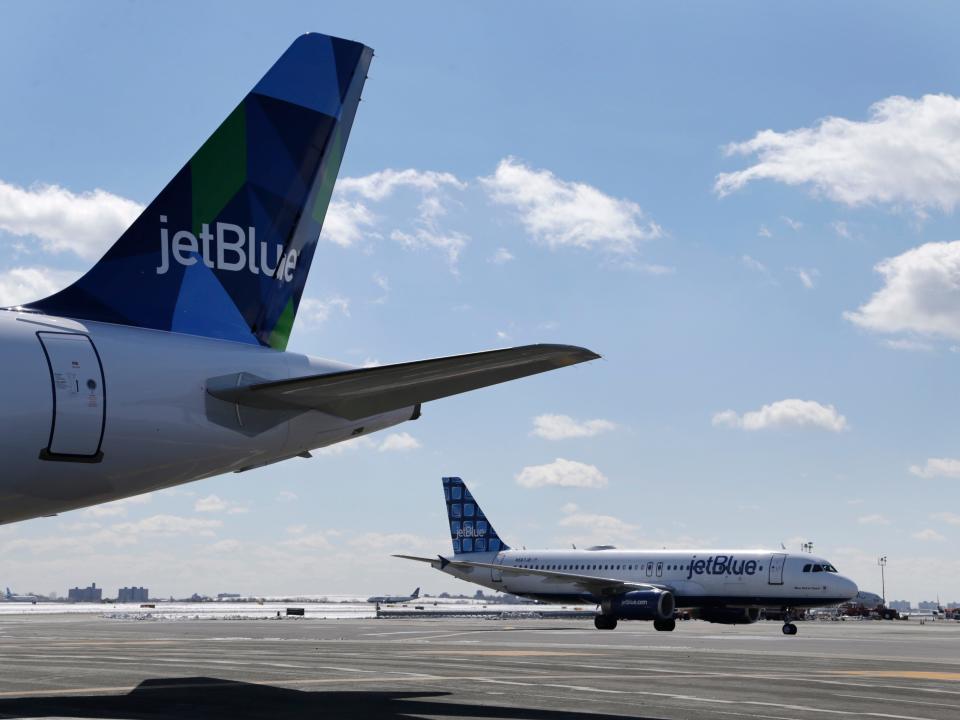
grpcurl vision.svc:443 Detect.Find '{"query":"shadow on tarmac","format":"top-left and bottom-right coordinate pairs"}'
top-left (0, 677), bottom-right (659, 719)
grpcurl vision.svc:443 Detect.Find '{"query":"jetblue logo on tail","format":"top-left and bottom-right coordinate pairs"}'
top-left (156, 216), bottom-right (298, 280)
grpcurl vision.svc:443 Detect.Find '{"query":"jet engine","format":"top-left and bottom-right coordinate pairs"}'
top-left (698, 607), bottom-right (761, 625)
top-left (600, 590), bottom-right (675, 621)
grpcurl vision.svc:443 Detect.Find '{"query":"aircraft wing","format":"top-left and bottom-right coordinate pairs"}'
top-left (395, 555), bottom-right (671, 597)
top-left (209, 344), bottom-right (600, 421)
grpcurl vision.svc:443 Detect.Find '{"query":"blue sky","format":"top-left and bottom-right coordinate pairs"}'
top-left (1, 2), bottom-right (959, 603)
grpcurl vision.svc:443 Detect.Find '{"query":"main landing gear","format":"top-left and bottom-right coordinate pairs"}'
top-left (594, 615), bottom-right (617, 630)
top-left (653, 618), bottom-right (676, 632)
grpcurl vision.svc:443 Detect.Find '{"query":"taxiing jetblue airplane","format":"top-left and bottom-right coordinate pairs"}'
top-left (0, 34), bottom-right (598, 525)
top-left (367, 587), bottom-right (420, 605)
top-left (397, 477), bottom-right (858, 635)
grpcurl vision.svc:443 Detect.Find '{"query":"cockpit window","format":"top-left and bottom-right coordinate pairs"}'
top-left (802, 564), bottom-right (811, 572)
top-left (823, 564), bottom-right (837, 573)
top-left (812, 564), bottom-right (823, 572)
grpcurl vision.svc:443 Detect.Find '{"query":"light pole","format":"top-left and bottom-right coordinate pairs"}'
top-left (802, 541), bottom-right (814, 554)
top-left (878, 555), bottom-right (887, 605)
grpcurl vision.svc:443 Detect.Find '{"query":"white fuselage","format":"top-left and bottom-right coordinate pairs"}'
top-left (444, 548), bottom-right (857, 608)
top-left (0, 310), bottom-right (413, 524)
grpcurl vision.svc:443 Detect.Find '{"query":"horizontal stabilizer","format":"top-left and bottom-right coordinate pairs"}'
top-left (393, 554), bottom-right (441, 567)
top-left (208, 344), bottom-right (600, 420)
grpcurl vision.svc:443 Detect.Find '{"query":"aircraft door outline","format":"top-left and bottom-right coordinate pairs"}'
top-left (37, 332), bottom-right (106, 462)
top-left (491, 553), bottom-right (506, 583)
top-left (768, 554), bottom-right (787, 585)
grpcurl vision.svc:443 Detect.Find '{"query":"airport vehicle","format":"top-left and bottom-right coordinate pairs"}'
top-left (397, 477), bottom-right (858, 635)
top-left (0, 34), bottom-right (598, 525)
top-left (367, 587), bottom-right (420, 604)
top-left (3, 588), bottom-right (38, 603)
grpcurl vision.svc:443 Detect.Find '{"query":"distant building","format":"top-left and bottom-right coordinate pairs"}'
top-left (118, 587), bottom-right (149, 603)
top-left (918, 600), bottom-right (940, 610)
top-left (217, 593), bottom-right (241, 600)
top-left (888, 600), bottom-right (911, 612)
top-left (947, 602), bottom-right (960, 610)
top-left (67, 583), bottom-right (102, 603)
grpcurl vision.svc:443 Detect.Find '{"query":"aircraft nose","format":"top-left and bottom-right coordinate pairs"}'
top-left (838, 575), bottom-right (858, 600)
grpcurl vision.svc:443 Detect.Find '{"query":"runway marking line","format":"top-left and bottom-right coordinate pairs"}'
top-left (836, 671), bottom-right (960, 682)
top-left (409, 650), bottom-right (600, 657)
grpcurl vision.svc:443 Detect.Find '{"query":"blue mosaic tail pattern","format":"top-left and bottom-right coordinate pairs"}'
top-left (442, 477), bottom-right (509, 555)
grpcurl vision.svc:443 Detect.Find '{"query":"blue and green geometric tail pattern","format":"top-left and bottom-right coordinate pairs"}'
top-left (26, 33), bottom-right (373, 350)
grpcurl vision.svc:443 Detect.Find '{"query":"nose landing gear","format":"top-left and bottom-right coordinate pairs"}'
top-left (781, 607), bottom-right (798, 635)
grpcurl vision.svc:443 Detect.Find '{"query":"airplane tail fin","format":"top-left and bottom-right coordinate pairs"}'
top-left (411, 587), bottom-right (420, 599)
top-left (25, 33), bottom-right (372, 351)
top-left (443, 477), bottom-right (509, 555)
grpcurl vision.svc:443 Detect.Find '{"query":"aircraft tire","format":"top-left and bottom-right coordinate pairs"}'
top-left (782, 622), bottom-right (797, 635)
top-left (594, 615), bottom-right (617, 630)
top-left (654, 618), bottom-right (676, 632)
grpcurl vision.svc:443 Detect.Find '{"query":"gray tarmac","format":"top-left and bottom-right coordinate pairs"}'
top-left (0, 613), bottom-right (958, 719)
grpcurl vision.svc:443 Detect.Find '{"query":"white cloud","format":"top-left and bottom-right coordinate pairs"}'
top-left (390, 227), bottom-right (467, 270)
top-left (845, 241), bottom-right (960, 340)
top-left (884, 338), bottom-right (933, 352)
top-left (280, 531), bottom-right (337, 551)
top-left (315, 436), bottom-right (376, 456)
top-left (323, 170), bottom-right (468, 270)
top-left (297, 296), bottom-right (349, 328)
top-left (741, 254), bottom-right (768, 273)
top-left (832, 221), bottom-right (852, 239)
top-left (712, 399), bottom-right (848, 432)
top-left (758, 224), bottom-right (772, 238)
top-left (371, 272), bottom-right (390, 303)
top-left (276, 491), bottom-right (299, 503)
top-left (532, 414), bottom-right (616, 441)
top-left (315, 433), bottom-right (421, 456)
top-left (377, 432), bottom-right (421, 452)
top-left (481, 157), bottom-right (661, 254)
top-left (489, 247), bottom-right (514, 264)
top-left (0, 266), bottom-right (80, 306)
top-left (336, 169), bottom-right (465, 201)
top-left (515, 458), bottom-right (608, 489)
top-left (112, 514), bottom-right (222, 537)
top-left (559, 510), bottom-right (639, 542)
top-left (795, 267), bottom-right (819, 289)
top-left (932, 512), bottom-right (960, 526)
top-left (194, 495), bottom-right (227, 513)
top-left (781, 216), bottom-right (803, 231)
top-left (716, 94), bottom-right (960, 213)
top-left (0, 180), bottom-right (143, 259)
top-left (910, 458), bottom-right (960, 478)
top-left (82, 493), bottom-right (153, 518)
top-left (913, 528), bottom-right (946, 542)
top-left (857, 514), bottom-right (891, 526)
top-left (322, 200), bottom-right (376, 247)
top-left (194, 494), bottom-right (247, 515)
top-left (347, 532), bottom-right (434, 552)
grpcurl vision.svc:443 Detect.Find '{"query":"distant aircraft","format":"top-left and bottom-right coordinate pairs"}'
top-left (367, 587), bottom-right (420, 605)
top-left (902, 609), bottom-right (943, 620)
top-left (397, 477), bottom-right (858, 635)
top-left (0, 33), bottom-right (598, 525)
top-left (853, 590), bottom-right (884, 609)
top-left (4, 588), bottom-right (38, 603)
